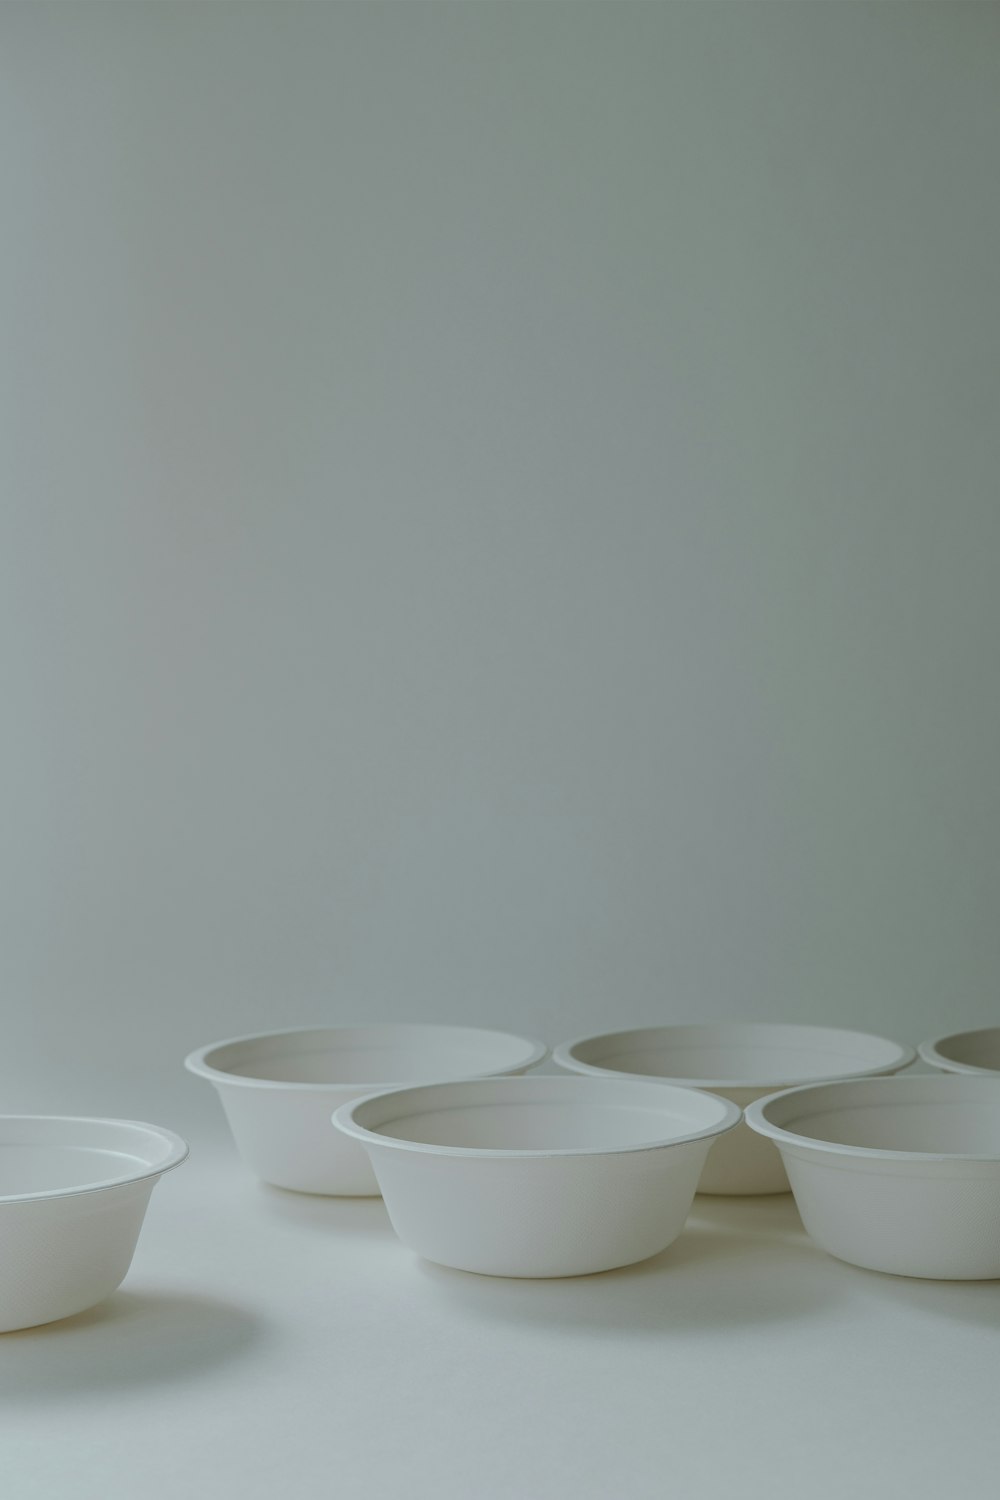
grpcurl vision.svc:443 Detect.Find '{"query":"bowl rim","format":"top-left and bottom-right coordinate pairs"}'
top-left (745, 1074), bottom-right (1000, 1164)
top-left (552, 1022), bottom-right (916, 1091)
top-left (918, 1028), bottom-right (1000, 1076)
top-left (332, 1074), bottom-right (743, 1160)
top-left (0, 1116), bottom-right (189, 1205)
top-left (184, 1022), bottom-right (548, 1091)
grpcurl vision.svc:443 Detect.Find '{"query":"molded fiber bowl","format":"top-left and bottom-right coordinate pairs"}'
top-left (553, 1023), bottom-right (915, 1195)
top-left (919, 1027), bottom-right (1000, 1076)
top-left (746, 1074), bottom-right (1000, 1279)
top-left (0, 1116), bottom-right (188, 1332)
top-left (185, 1023), bottom-right (546, 1195)
top-left (332, 1074), bottom-right (741, 1277)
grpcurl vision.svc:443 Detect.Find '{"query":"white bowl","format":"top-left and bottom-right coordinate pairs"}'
top-left (185, 1023), bottom-right (547, 1196)
top-left (332, 1074), bottom-right (740, 1277)
top-left (746, 1075), bottom-right (1000, 1279)
top-left (552, 1023), bottom-right (915, 1195)
top-left (0, 1116), bottom-right (188, 1332)
top-left (919, 1027), bottom-right (1000, 1076)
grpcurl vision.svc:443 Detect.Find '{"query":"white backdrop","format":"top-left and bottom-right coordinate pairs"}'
top-left (2, 2), bottom-right (998, 1135)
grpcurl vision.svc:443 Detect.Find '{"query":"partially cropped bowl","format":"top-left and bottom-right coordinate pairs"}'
top-left (919, 1027), bottom-right (1000, 1076)
top-left (746, 1074), bottom-right (1000, 1278)
top-left (553, 1023), bottom-right (915, 1194)
top-left (332, 1074), bottom-right (740, 1277)
top-left (185, 1023), bottom-right (546, 1195)
top-left (0, 1116), bottom-right (188, 1332)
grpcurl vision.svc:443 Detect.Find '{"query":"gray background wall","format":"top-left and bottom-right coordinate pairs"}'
top-left (2, 1), bottom-right (998, 1131)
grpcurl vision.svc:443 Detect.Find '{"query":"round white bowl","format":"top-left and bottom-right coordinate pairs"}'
top-left (185, 1023), bottom-right (547, 1196)
top-left (919, 1027), bottom-right (1000, 1076)
top-left (0, 1116), bottom-right (188, 1332)
top-left (332, 1074), bottom-right (741, 1277)
top-left (746, 1074), bottom-right (1000, 1279)
top-left (552, 1023), bottom-right (915, 1195)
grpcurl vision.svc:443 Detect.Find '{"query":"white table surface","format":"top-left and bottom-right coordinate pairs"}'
top-left (3, 1136), bottom-right (997, 1499)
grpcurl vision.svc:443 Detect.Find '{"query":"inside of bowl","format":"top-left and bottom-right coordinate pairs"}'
top-left (0, 1144), bottom-right (150, 1197)
top-left (375, 1100), bottom-right (702, 1151)
top-left (0, 1119), bottom-right (181, 1200)
top-left (933, 1029), bottom-right (1000, 1072)
top-left (570, 1025), bottom-right (905, 1085)
top-left (785, 1100), bottom-right (1000, 1154)
top-left (206, 1026), bottom-right (537, 1085)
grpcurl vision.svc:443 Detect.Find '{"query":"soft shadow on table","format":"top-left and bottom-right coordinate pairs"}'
top-left (415, 1194), bottom-right (845, 1336)
top-left (0, 1290), bottom-right (266, 1402)
top-left (844, 1264), bottom-right (1000, 1329)
top-left (256, 1184), bottom-right (394, 1241)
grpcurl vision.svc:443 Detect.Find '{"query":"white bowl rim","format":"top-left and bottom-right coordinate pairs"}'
top-left (918, 1028), bottom-right (1000, 1075)
top-left (0, 1115), bottom-right (189, 1205)
top-left (332, 1074), bottom-right (742, 1160)
top-left (184, 1022), bottom-right (548, 1092)
top-left (552, 1022), bottom-right (916, 1091)
top-left (745, 1074), bottom-right (1000, 1164)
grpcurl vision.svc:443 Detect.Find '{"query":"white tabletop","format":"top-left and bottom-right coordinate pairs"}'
top-left (3, 1138), bottom-right (996, 1499)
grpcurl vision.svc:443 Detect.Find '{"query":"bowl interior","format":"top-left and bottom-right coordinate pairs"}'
top-left (378, 1102), bottom-right (685, 1150)
top-left (790, 1102), bottom-right (1000, 1153)
top-left (760, 1077), bottom-right (1000, 1156)
top-left (197, 1025), bottom-right (542, 1087)
top-left (930, 1028), bottom-right (1000, 1073)
top-left (0, 1145), bottom-right (142, 1197)
top-left (0, 1118), bottom-right (185, 1201)
top-left (562, 1024), bottom-right (909, 1087)
top-left (347, 1077), bottom-right (735, 1154)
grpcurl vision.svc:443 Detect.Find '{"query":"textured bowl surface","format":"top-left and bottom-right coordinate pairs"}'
top-left (0, 1116), bottom-right (188, 1332)
top-left (746, 1075), bottom-right (1000, 1279)
top-left (186, 1023), bottom-right (546, 1195)
top-left (553, 1023), bottom-right (915, 1195)
top-left (334, 1075), bottom-right (740, 1276)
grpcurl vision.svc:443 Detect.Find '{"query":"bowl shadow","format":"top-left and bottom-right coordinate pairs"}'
top-left (837, 1261), bottom-right (1000, 1328)
top-left (0, 1289), bottom-right (266, 1401)
top-left (413, 1193), bottom-right (844, 1335)
top-left (256, 1183), bottom-right (395, 1240)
